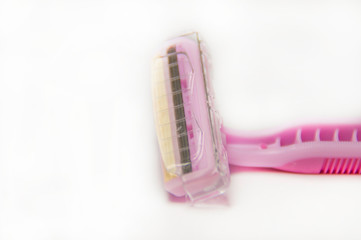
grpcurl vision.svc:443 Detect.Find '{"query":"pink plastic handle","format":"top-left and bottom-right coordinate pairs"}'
top-left (223, 125), bottom-right (361, 174)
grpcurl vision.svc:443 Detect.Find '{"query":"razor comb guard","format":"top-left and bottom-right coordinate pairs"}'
top-left (152, 32), bottom-right (361, 202)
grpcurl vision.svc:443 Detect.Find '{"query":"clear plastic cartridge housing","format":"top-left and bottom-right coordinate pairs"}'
top-left (151, 33), bottom-right (230, 201)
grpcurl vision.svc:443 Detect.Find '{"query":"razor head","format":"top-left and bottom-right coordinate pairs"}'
top-left (151, 33), bottom-right (230, 202)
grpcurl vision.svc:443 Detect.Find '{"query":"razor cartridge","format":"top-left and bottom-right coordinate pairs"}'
top-left (151, 33), bottom-right (230, 201)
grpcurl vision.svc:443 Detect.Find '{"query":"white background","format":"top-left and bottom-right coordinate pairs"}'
top-left (1, 0), bottom-right (361, 239)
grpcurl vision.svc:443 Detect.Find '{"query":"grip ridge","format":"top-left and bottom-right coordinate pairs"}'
top-left (320, 158), bottom-right (361, 174)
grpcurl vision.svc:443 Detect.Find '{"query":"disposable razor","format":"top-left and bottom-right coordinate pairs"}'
top-left (151, 32), bottom-right (361, 202)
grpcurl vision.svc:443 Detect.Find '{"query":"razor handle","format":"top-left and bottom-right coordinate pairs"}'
top-left (224, 125), bottom-right (361, 174)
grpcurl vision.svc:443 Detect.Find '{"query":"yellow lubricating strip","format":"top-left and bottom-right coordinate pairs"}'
top-left (152, 58), bottom-right (177, 182)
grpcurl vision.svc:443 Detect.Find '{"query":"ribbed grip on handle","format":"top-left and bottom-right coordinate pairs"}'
top-left (320, 158), bottom-right (361, 174)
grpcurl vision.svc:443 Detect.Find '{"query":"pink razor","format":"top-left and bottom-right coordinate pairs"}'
top-left (151, 32), bottom-right (361, 202)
